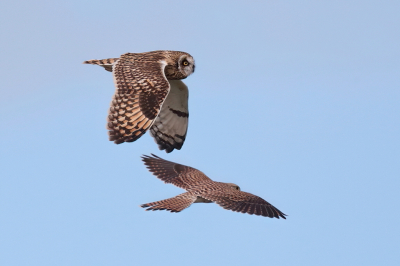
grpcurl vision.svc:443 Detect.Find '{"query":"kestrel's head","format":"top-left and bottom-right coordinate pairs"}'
top-left (227, 183), bottom-right (241, 191)
top-left (164, 51), bottom-right (195, 80)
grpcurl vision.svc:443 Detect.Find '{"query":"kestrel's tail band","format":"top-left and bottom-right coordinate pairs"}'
top-left (140, 192), bottom-right (197, 213)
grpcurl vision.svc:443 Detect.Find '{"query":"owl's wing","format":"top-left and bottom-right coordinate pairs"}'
top-left (107, 53), bottom-right (171, 144)
top-left (141, 154), bottom-right (212, 190)
top-left (203, 190), bottom-right (287, 219)
top-left (149, 80), bottom-right (189, 153)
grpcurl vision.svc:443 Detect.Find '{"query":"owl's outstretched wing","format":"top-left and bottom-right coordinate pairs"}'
top-left (107, 53), bottom-right (170, 144)
top-left (150, 80), bottom-right (189, 153)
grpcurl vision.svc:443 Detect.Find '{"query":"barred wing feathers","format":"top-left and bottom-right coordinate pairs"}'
top-left (141, 154), bottom-right (212, 190)
top-left (205, 191), bottom-right (287, 219)
top-left (108, 54), bottom-right (170, 144)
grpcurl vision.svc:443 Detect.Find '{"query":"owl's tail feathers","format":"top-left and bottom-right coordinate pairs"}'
top-left (82, 58), bottom-right (119, 72)
top-left (140, 192), bottom-right (197, 213)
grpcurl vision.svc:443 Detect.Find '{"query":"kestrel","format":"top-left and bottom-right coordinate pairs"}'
top-left (83, 50), bottom-right (195, 153)
top-left (140, 154), bottom-right (287, 219)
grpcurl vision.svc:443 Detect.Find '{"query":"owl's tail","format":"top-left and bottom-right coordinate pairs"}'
top-left (82, 58), bottom-right (119, 72)
top-left (140, 192), bottom-right (197, 213)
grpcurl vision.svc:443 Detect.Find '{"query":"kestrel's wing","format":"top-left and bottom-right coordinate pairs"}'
top-left (141, 154), bottom-right (212, 190)
top-left (107, 53), bottom-right (171, 144)
top-left (204, 190), bottom-right (287, 219)
top-left (149, 80), bottom-right (189, 153)
top-left (140, 192), bottom-right (197, 212)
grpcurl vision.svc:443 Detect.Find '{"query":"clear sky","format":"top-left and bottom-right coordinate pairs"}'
top-left (1, 1), bottom-right (399, 265)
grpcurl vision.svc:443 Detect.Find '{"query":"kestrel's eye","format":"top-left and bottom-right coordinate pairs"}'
top-left (182, 60), bottom-right (189, 66)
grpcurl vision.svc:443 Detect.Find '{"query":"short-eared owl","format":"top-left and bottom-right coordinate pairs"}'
top-left (140, 154), bottom-right (287, 219)
top-left (83, 51), bottom-right (195, 153)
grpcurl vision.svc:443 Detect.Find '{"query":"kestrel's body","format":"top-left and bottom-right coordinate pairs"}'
top-left (83, 50), bottom-right (195, 153)
top-left (141, 154), bottom-right (287, 219)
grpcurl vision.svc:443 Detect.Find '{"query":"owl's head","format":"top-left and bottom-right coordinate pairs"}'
top-left (164, 52), bottom-right (195, 80)
top-left (177, 54), bottom-right (195, 76)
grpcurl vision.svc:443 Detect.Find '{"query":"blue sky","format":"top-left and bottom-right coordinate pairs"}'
top-left (1, 1), bottom-right (399, 265)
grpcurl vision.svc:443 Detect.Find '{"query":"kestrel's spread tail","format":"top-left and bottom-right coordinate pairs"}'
top-left (140, 154), bottom-right (287, 219)
top-left (83, 51), bottom-right (194, 153)
top-left (141, 192), bottom-right (198, 212)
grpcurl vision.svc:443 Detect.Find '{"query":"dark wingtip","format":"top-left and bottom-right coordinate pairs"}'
top-left (141, 153), bottom-right (155, 158)
top-left (141, 154), bottom-right (164, 166)
top-left (146, 153), bottom-right (162, 159)
top-left (150, 153), bottom-right (162, 158)
top-left (275, 211), bottom-right (287, 219)
top-left (141, 154), bottom-right (151, 160)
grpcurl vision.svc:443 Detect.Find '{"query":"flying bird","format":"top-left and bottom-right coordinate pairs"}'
top-left (140, 154), bottom-right (287, 219)
top-left (83, 50), bottom-right (195, 153)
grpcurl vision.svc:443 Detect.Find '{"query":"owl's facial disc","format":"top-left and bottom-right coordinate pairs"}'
top-left (179, 55), bottom-right (195, 76)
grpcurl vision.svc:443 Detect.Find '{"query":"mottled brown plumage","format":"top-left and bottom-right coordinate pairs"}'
top-left (141, 154), bottom-right (287, 219)
top-left (83, 51), bottom-right (194, 152)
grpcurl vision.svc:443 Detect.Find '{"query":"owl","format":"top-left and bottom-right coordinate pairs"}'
top-left (83, 51), bottom-right (195, 153)
top-left (140, 154), bottom-right (287, 219)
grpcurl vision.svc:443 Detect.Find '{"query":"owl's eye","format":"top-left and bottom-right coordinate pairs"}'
top-left (182, 60), bottom-right (189, 66)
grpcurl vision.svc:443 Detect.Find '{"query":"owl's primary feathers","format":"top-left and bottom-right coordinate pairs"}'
top-left (140, 154), bottom-right (287, 219)
top-left (83, 50), bottom-right (195, 153)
